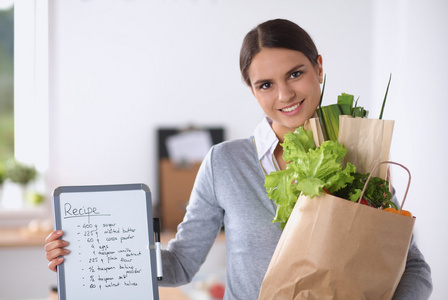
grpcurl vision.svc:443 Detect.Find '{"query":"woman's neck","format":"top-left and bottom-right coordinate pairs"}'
top-left (274, 143), bottom-right (287, 170)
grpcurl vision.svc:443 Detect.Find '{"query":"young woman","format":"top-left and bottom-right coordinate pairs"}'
top-left (44, 19), bottom-right (432, 299)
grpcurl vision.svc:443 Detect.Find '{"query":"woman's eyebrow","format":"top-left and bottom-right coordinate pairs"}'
top-left (253, 79), bottom-right (271, 86)
top-left (285, 64), bottom-right (306, 75)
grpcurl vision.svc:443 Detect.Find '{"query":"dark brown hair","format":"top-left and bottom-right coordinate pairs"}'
top-left (239, 19), bottom-right (319, 86)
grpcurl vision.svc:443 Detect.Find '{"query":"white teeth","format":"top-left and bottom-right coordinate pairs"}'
top-left (281, 103), bottom-right (300, 112)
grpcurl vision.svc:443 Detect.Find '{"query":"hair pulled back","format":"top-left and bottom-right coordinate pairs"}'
top-left (239, 19), bottom-right (319, 86)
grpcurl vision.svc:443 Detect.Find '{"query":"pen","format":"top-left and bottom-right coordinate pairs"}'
top-left (153, 218), bottom-right (163, 280)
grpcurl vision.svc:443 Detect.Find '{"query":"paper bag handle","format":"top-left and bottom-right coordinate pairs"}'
top-left (358, 161), bottom-right (411, 213)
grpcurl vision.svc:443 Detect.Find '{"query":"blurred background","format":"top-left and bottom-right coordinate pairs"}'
top-left (0, 0), bottom-right (447, 299)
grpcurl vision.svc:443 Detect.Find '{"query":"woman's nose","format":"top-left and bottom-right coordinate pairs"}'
top-left (278, 82), bottom-right (295, 102)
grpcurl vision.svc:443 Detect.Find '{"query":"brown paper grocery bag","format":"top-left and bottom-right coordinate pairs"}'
top-left (338, 115), bottom-right (394, 179)
top-left (259, 162), bottom-right (415, 300)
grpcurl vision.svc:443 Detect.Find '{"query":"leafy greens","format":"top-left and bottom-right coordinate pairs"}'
top-left (265, 127), bottom-right (356, 229)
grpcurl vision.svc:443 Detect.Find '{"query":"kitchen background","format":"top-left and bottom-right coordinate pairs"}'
top-left (0, 0), bottom-right (447, 299)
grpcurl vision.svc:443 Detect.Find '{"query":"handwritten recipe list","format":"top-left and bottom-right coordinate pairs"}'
top-left (59, 189), bottom-right (155, 299)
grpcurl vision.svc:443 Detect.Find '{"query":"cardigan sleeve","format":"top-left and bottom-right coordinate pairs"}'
top-left (392, 234), bottom-right (433, 299)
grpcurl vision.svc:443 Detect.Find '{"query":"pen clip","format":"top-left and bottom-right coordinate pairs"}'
top-left (153, 218), bottom-right (161, 242)
top-left (153, 218), bottom-right (163, 280)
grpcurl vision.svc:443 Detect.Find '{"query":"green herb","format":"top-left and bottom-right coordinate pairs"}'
top-left (5, 159), bottom-right (37, 185)
top-left (333, 171), bottom-right (397, 209)
top-left (0, 162), bottom-right (5, 185)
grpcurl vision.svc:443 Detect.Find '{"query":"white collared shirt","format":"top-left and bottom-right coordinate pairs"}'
top-left (252, 117), bottom-right (281, 175)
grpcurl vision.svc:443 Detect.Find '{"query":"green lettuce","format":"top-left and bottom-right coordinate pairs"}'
top-left (264, 127), bottom-right (356, 229)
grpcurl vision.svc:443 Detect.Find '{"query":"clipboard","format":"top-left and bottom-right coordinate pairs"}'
top-left (53, 184), bottom-right (159, 300)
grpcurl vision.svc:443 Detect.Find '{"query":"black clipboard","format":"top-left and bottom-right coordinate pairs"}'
top-left (53, 184), bottom-right (159, 300)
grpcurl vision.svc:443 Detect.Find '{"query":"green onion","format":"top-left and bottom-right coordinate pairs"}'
top-left (317, 75), bottom-right (328, 141)
top-left (379, 74), bottom-right (392, 120)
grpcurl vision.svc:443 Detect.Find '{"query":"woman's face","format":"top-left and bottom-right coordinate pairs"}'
top-left (248, 47), bottom-right (323, 140)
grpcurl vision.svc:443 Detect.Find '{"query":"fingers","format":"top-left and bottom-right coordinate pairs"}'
top-left (45, 230), bottom-right (63, 244)
top-left (44, 237), bottom-right (69, 252)
top-left (48, 257), bottom-right (64, 272)
top-left (45, 230), bottom-right (69, 258)
top-left (45, 230), bottom-right (71, 272)
top-left (45, 240), bottom-right (70, 272)
top-left (45, 244), bottom-right (70, 261)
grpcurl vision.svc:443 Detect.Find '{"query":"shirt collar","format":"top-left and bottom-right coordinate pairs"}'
top-left (253, 117), bottom-right (279, 161)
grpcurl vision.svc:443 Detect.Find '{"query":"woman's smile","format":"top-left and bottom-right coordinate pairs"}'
top-left (279, 100), bottom-right (305, 114)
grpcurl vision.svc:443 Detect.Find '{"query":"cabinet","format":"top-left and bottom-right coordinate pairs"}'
top-left (157, 128), bottom-right (224, 231)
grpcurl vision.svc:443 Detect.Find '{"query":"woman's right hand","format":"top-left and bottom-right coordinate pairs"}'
top-left (44, 230), bottom-right (70, 272)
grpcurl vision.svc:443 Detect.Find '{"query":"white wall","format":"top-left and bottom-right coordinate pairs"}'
top-left (41, 0), bottom-right (447, 299)
top-left (46, 0), bottom-right (373, 200)
top-left (371, 1), bottom-right (448, 299)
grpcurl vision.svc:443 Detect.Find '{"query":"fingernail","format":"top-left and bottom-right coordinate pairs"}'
top-left (62, 241), bottom-right (69, 246)
top-left (64, 249), bottom-right (70, 254)
top-left (58, 257), bottom-right (64, 262)
top-left (56, 230), bottom-right (63, 235)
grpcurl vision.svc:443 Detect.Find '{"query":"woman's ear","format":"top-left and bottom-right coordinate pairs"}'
top-left (316, 55), bottom-right (324, 83)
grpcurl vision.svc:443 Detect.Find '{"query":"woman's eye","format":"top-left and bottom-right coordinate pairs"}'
top-left (260, 82), bottom-right (272, 90)
top-left (290, 71), bottom-right (302, 78)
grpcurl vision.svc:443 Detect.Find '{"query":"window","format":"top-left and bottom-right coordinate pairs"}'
top-left (0, 2), bottom-right (14, 163)
top-left (0, 0), bottom-right (49, 222)
top-left (14, 0), bottom-right (49, 171)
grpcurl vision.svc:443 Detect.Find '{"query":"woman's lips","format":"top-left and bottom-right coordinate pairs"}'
top-left (279, 100), bottom-right (304, 113)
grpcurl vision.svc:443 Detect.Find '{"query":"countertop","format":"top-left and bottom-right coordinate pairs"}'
top-left (0, 228), bottom-right (225, 300)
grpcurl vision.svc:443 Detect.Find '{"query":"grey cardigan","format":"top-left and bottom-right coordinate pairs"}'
top-left (159, 138), bottom-right (432, 299)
